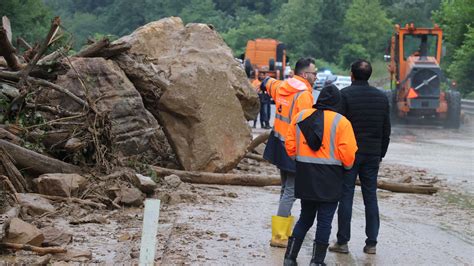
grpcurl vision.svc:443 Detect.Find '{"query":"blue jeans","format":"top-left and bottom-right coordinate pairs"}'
top-left (336, 154), bottom-right (381, 246)
top-left (260, 101), bottom-right (270, 123)
top-left (292, 200), bottom-right (338, 244)
top-left (277, 170), bottom-right (296, 217)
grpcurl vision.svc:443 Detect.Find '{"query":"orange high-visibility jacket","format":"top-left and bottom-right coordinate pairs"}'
top-left (285, 108), bottom-right (358, 201)
top-left (264, 75), bottom-right (314, 142)
top-left (251, 79), bottom-right (262, 93)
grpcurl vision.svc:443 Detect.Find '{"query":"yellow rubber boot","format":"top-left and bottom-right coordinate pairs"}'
top-left (270, 215), bottom-right (295, 248)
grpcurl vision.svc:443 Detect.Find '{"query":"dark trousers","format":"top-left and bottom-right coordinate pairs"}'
top-left (336, 154), bottom-right (381, 246)
top-left (253, 101), bottom-right (270, 127)
top-left (292, 200), bottom-right (338, 245)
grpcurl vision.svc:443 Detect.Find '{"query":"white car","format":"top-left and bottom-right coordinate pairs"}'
top-left (334, 76), bottom-right (351, 90)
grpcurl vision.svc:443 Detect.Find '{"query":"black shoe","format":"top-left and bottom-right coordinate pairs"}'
top-left (363, 244), bottom-right (376, 254)
top-left (328, 242), bottom-right (349, 253)
top-left (283, 236), bottom-right (303, 266)
top-left (309, 242), bottom-right (329, 266)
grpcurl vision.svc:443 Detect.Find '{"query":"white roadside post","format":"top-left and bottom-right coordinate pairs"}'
top-left (139, 199), bottom-right (161, 266)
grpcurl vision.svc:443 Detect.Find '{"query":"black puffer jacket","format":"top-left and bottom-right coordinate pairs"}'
top-left (340, 80), bottom-right (390, 157)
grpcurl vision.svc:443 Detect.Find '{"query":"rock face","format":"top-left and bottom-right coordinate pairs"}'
top-left (4, 218), bottom-right (44, 246)
top-left (115, 17), bottom-right (255, 172)
top-left (40, 57), bottom-right (175, 162)
top-left (36, 173), bottom-right (87, 197)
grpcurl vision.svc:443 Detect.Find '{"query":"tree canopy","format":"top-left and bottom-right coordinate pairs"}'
top-left (1, 0), bottom-right (471, 94)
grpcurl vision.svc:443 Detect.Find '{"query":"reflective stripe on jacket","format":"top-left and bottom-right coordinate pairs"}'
top-left (262, 76), bottom-right (314, 172)
top-left (285, 109), bottom-right (358, 201)
top-left (265, 76), bottom-right (313, 142)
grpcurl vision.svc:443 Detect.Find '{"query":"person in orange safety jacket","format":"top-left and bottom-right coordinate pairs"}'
top-left (259, 58), bottom-right (316, 248)
top-left (282, 84), bottom-right (357, 266)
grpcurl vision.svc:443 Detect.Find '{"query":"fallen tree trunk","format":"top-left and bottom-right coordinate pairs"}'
top-left (150, 166), bottom-right (280, 187)
top-left (246, 131), bottom-right (270, 153)
top-left (74, 38), bottom-right (110, 58)
top-left (0, 243), bottom-right (66, 255)
top-left (0, 149), bottom-right (27, 192)
top-left (356, 179), bottom-right (438, 195)
top-left (0, 139), bottom-right (82, 174)
top-left (74, 39), bottom-right (131, 58)
top-left (244, 153), bottom-right (267, 162)
top-left (0, 26), bottom-right (21, 71)
top-left (151, 165), bottom-right (438, 194)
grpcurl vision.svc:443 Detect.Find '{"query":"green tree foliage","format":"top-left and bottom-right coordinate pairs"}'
top-left (434, 0), bottom-right (474, 95)
top-left (276, 0), bottom-right (323, 60)
top-left (338, 43), bottom-right (370, 68)
top-left (433, 0), bottom-right (474, 63)
top-left (222, 14), bottom-right (277, 56)
top-left (384, 0), bottom-right (441, 27)
top-left (180, 0), bottom-right (228, 30)
top-left (448, 27), bottom-right (474, 95)
top-left (312, 0), bottom-right (351, 62)
top-left (0, 0), bottom-right (51, 43)
top-left (2, 0), bottom-right (462, 79)
top-left (343, 0), bottom-right (392, 60)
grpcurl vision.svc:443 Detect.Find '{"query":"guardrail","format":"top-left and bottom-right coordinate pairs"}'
top-left (461, 99), bottom-right (474, 115)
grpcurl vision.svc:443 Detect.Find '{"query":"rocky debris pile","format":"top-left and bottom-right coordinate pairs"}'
top-left (0, 15), bottom-right (258, 179)
top-left (0, 15), bottom-right (259, 260)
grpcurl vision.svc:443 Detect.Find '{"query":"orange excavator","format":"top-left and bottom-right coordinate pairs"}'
top-left (243, 38), bottom-right (288, 80)
top-left (386, 23), bottom-right (461, 128)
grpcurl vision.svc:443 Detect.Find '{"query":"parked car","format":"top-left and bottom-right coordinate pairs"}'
top-left (313, 69), bottom-right (333, 89)
top-left (334, 75), bottom-right (351, 90)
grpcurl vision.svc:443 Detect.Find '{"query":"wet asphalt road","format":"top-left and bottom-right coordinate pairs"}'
top-left (253, 104), bottom-right (474, 192)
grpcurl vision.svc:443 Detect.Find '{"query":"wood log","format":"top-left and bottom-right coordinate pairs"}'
top-left (0, 139), bottom-right (82, 174)
top-left (0, 24), bottom-right (21, 71)
top-left (17, 17), bottom-right (61, 87)
top-left (0, 128), bottom-right (21, 144)
top-left (150, 166), bottom-right (280, 187)
top-left (98, 42), bottom-right (132, 58)
top-left (244, 153), bottom-right (267, 162)
top-left (356, 179), bottom-right (438, 195)
top-left (16, 37), bottom-right (32, 50)
top-left (0, 243), bottom-right (66, 255)
top-left (37, 48), bottom-right (65, 65)
top-left (74, 38), bottom-right (110, 58)
top-left (74, 39), bottom-right (131, 58)
top-left (152, 165), bottom-right (438, 194)
top-left (0, 70), bottom-right (89, 109)
top-left (0, 148), bottom-right (27, 192)
top-left (247, 131), bottom-right (270, 153)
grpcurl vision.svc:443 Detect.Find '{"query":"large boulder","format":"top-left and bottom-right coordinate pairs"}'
top-left (38, 57), bottom-right (176, 164)
top-left (115, 17), bottom-right (255, 172)
top-left (35, 173), bottom-right (87, 197)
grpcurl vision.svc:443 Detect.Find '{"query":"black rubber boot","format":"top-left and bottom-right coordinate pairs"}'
top-left (309, 242), bottom-right (329, 266)
top-left (283, 236), bottom-right (303, 266)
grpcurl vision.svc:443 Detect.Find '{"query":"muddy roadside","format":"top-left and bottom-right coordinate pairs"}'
top-left (2, 122), bottom-right (473, 265)
top-left (2, 158), bottom-right (472, 265)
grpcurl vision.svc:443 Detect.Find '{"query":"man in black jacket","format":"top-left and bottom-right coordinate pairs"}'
top-left (329, 59), bottom-right (391, 255)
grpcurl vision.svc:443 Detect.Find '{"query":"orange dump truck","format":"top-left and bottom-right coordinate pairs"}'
top-left (243, 39), bottom-right (287, 80)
